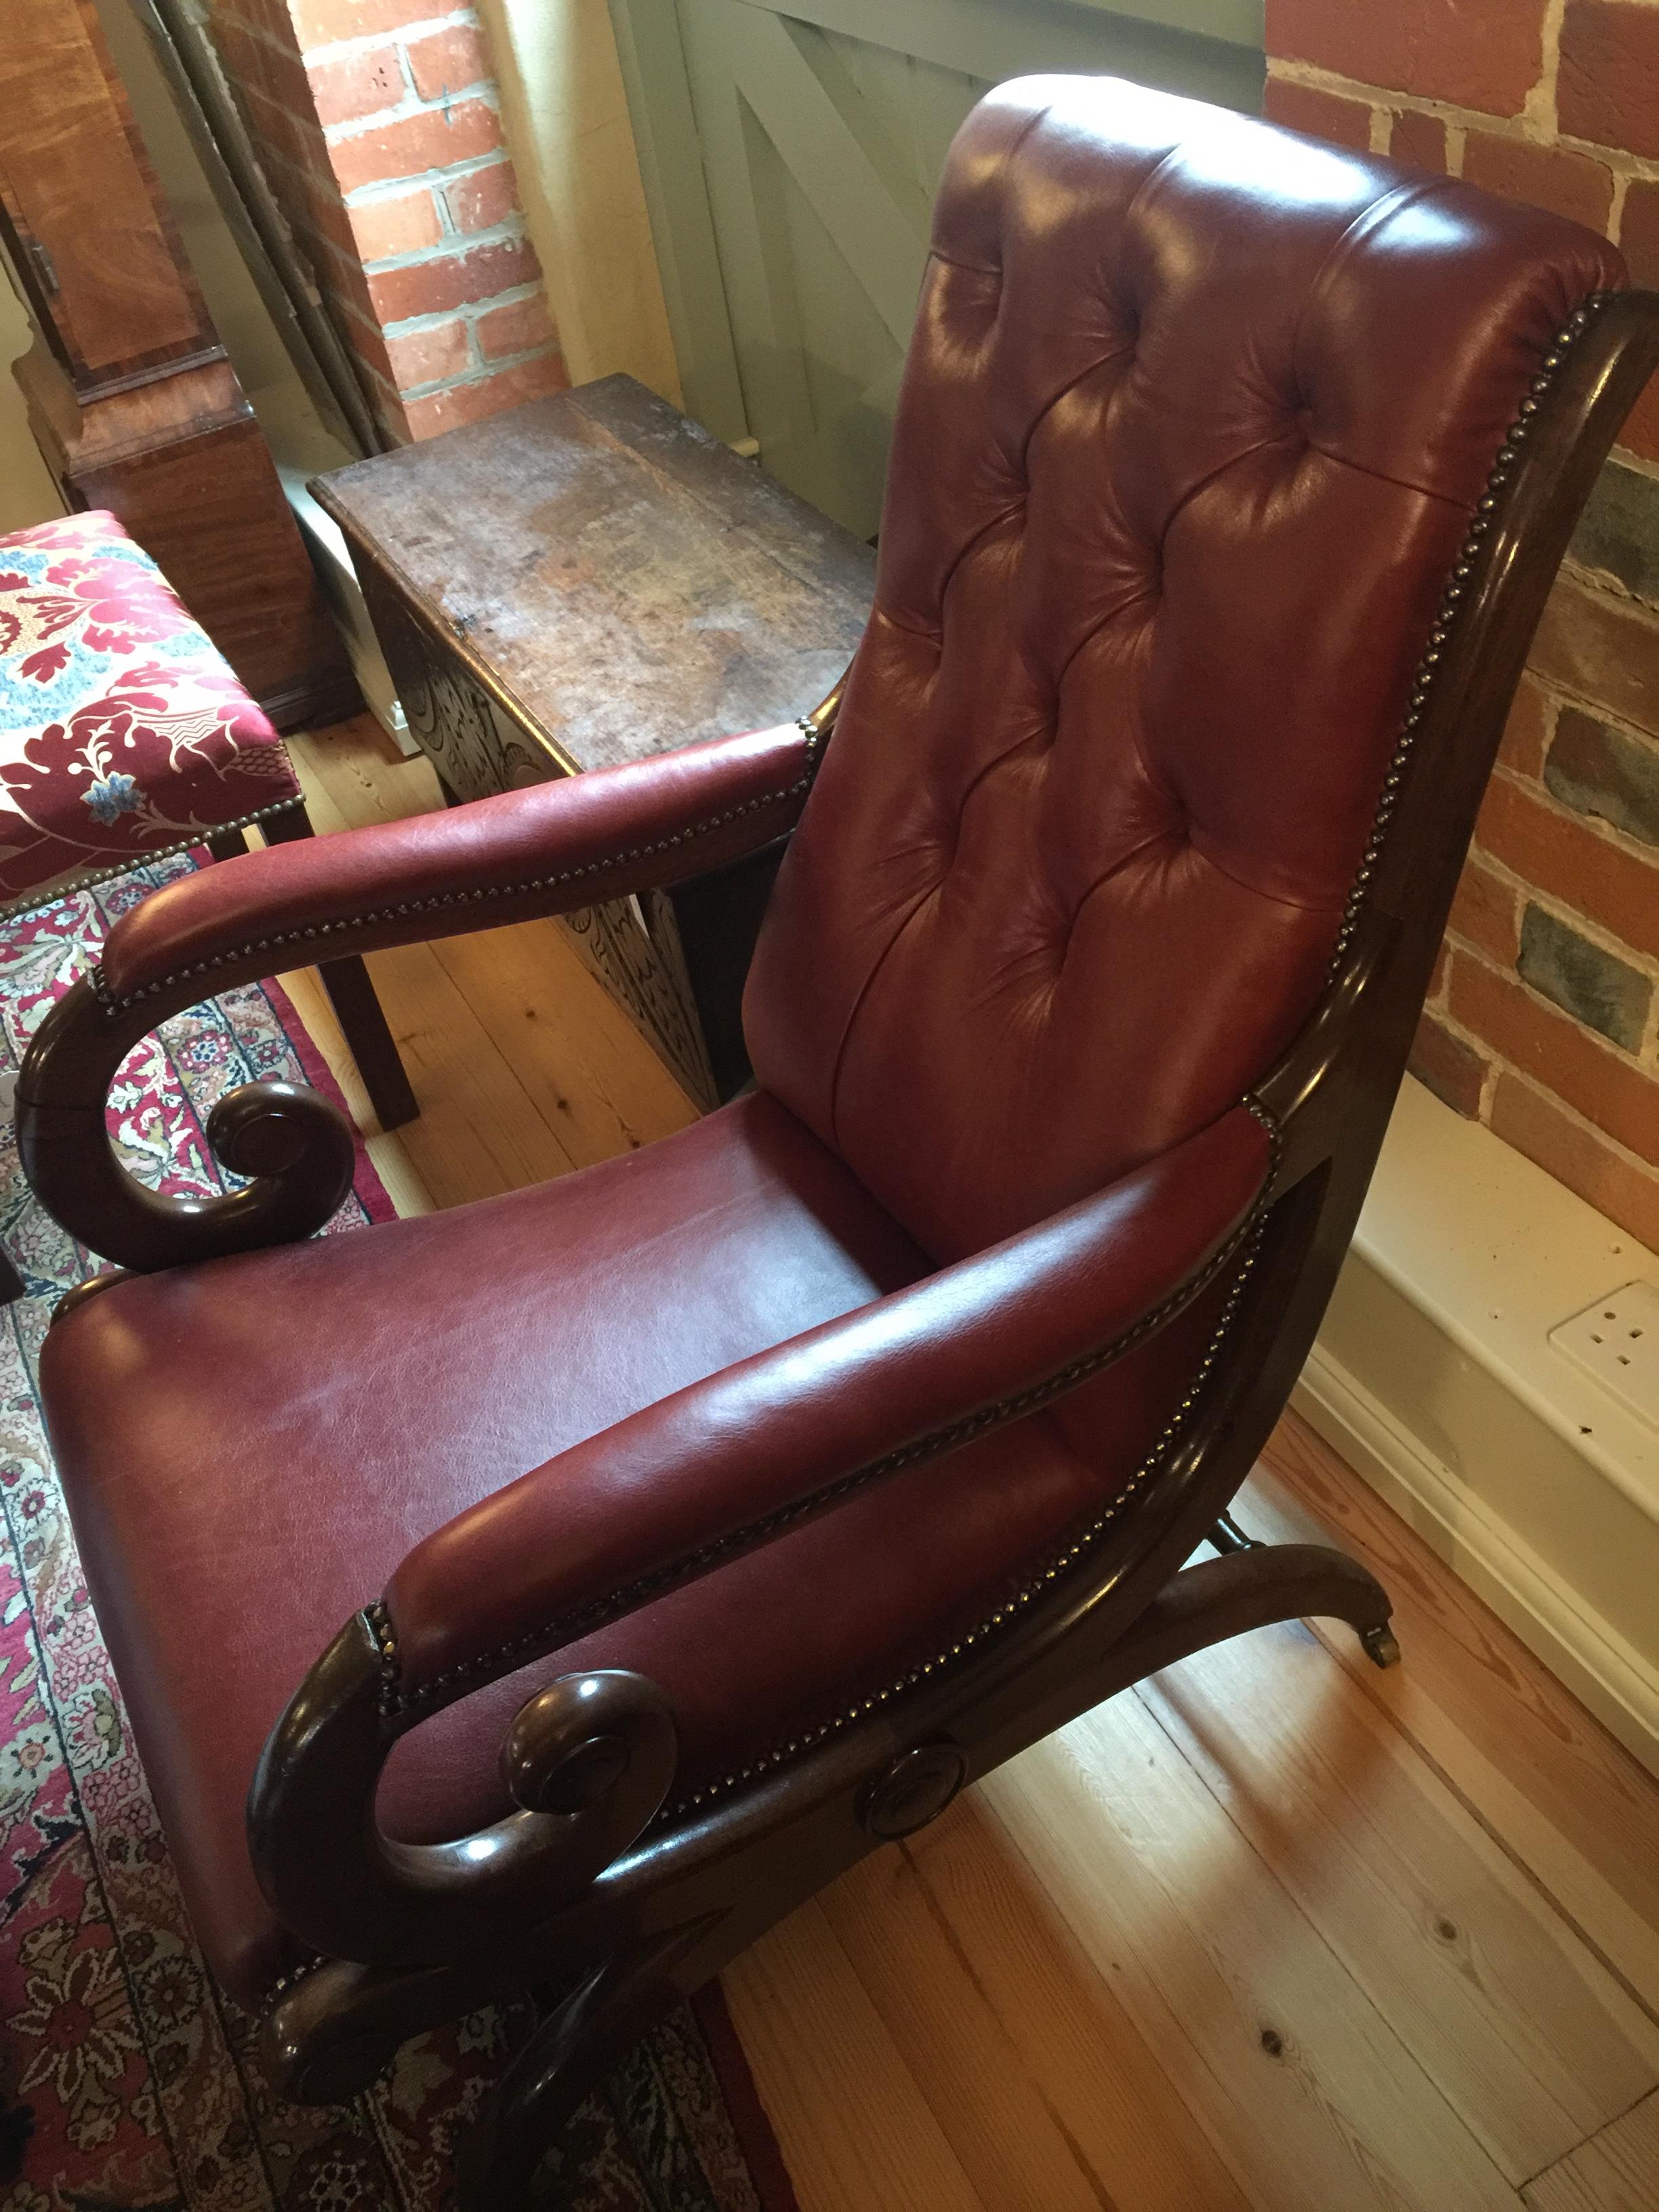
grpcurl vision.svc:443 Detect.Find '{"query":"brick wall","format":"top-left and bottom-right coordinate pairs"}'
top-left (205, 0), bottom-right (567, 441)
top-left (1265, 0), bottom-right (1659, 1252)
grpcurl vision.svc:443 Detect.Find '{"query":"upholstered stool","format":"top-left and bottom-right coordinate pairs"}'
top-left (0, 511), bottom-right (415, 1293)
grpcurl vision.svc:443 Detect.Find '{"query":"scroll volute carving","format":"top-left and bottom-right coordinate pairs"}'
top-left (247, 1613), bottom-right (678, 1967)
top-left (18, 975), bottom-right (356, 1275)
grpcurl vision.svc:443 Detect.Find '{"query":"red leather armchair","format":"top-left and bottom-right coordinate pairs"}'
top-left (20, 75), bottom-right (1659, 2206)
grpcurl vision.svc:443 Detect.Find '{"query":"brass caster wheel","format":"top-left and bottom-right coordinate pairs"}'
top-left (1360, 1624), bottom-right (1402, 1670)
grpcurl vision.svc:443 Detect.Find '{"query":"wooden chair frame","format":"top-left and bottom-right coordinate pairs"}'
top-left (16, 287), bottom-right (1659, 2207)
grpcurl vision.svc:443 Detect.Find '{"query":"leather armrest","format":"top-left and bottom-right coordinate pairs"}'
top-left (97, 721), bottom-right (819, 1010)
top-left (380, 1103), bottom-right (1273, 1708)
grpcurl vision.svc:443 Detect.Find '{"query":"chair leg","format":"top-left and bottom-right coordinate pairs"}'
top-left (0, 1249), bottom-right (26, 1305)
top-left (255, 804), bottom-right (419, 1132)
top-left (205, 825), bottom-right (249, 863)
top-left (453, 1931), bottom-right (701, 2211)
top-left (1092, 1539), bottom-right (1401, 1696)
top-left (1206, 1509), bottom-right (1260, 1555)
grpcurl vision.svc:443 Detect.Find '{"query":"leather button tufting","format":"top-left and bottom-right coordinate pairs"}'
top-left (745, 73), bottom-right (1626, 1262)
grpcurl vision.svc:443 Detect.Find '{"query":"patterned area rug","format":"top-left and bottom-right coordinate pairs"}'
top-left (0, 857), bottom-right (799, 2212)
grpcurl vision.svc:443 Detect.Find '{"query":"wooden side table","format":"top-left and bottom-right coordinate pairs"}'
top-left (312, 375), bottom-right (874, 1108)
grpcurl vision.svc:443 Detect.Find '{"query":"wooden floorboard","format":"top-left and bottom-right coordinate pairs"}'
top-left (1523, 2092), bottom-right (1659, 2212)
top-left (282, 715), bottom-right (1659, 2212)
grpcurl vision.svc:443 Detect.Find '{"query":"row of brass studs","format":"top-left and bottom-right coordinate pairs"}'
top-left (369, 1105), bottom-right (1279, 1725)
top-left (654, 1210), bottom-right (1270, 1824)
top-left (0, 797), bottom-right (308, 935)
top-left (90, 721), bottom-right (824, 1016)
top-left (1330, 291), bottom-right (1613, 966)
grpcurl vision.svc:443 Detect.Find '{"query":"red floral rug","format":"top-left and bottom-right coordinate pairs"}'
top-left (0, 857), bottom-right (799, 2212)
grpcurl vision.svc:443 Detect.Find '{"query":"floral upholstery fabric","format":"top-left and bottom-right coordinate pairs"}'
top-left (0, 510), bottom-right (300, 911)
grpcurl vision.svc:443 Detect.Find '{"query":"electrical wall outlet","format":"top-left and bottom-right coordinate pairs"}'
top-left (1549, 1279), bottom-right (1659, 1429)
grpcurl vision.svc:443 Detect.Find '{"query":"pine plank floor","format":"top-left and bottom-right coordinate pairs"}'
top-left (283, 714), bottom-right (1659, 2212)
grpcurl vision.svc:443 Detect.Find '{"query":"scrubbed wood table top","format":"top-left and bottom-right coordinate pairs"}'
top-left (313, 373), bottom-right (876, 778)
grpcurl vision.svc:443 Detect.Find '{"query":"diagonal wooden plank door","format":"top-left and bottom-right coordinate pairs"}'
top-left (612, 0), bottom-right (1265, 535)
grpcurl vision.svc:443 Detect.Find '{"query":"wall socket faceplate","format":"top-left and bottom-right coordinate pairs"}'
top-left (1549, 1279), bottom-right (1659, 1429)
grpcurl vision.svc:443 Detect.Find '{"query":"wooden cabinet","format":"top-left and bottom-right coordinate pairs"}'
top-left (0, 0), bottom-right (355, 727)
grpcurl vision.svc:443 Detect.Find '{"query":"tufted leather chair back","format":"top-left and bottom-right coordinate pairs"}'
top-left (744, 76), bottom-right (1622, 1263)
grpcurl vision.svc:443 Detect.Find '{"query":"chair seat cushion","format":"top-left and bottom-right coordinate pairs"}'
top-left (0, 511), bottom-right (300, 905)
top-left (42, 1091), bottom-right (1222, 2004)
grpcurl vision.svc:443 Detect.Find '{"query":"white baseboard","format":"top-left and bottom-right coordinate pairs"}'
top-left (1301, 1080), bottom-right (1659, 1778)
top-left (1292, 1349), bottom-right (1659, 1775)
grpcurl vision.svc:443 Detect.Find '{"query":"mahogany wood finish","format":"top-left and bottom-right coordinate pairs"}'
top-left (16, 83), bottom-right (1659, 2207)
top-left (13, 799), bottom-right (415, 1288)
top-left (0, 0), bottom-right (356, 727)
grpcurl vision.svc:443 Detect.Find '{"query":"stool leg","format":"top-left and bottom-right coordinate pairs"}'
top-left (255, 805), bottom-right (419, 1132)
top-left (315, 954), bottom-right (417, 1130)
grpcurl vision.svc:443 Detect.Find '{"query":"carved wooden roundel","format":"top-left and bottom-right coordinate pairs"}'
top-left (863, 1741), bottom-right (970, 1839)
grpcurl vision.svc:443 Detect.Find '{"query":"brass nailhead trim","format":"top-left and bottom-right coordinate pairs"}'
top-left (0, 796), bottom-right (308, 933)
top-left (367, 294), bottom-right (1614, 1794)
top-left (1328, 291), bottom-right (1612, 967)
top-left (373, 1106), bottom-right (1284, 1727)
top-left (268, 299), bottom-right (1609, 1842)
top-left (658, 1205), bottom-right (1271, 1824)
top-left (90, 724), bottom-right (823, 1016)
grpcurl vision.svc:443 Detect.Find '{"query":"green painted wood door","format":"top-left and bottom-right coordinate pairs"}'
top-left (610, 0), bottom-right (1264, 536)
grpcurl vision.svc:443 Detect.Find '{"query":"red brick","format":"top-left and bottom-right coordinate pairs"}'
top-left (473, 292), bottom-right (554, 360)
top-left (384, 315), bottom-right (473, 390)
top-left (303, 226), bottom-right (377, 321)
top-left (212, 14), bottom-right (315, 118)
top-left (1409, 1011), bottom-right (1489, 1115)
top-left (347, 185), bottom-right (443, 262)
top-left (291, 186), bottom-right (377, 303)
top-left (1500, 674), bottom-right (1552, 777)
top-left (1262, 76), bottom-right (1374, 152)
top-left (363, 370), bottom-right (412, 446)
top-left (1530, 573), bottom-right (1659, 739)
top-left (240, 83), bottom-right (332, 185)
top-left (401, 350), bottom-right (569, 439)
top-left (1490, 1072), bottom-right (1659, 1248)
top-left (1390, 108), bottom-right (1448, 171)
top-left (1447, 849), bottom-right (1522, 962)
top-left (1559, 0), bottom-right (1659, 157)
top-left (1618, 179), bottom-right (1659, 288)
top-left (1462, 131), bottom-right (1613, 232)
top-left (324, 98), bottom-right (501, 195)
top-left (294, 180), bottom-right (358, 261)
top-left (306, 41), bottom-right (406, 129)
top-left (251, 161), bottom-right (310, 249)
top-left (210, 0), bottom-right (303, 52)
top-left (1447, 947), bottom-right (1659, 1165)
top-left (290, 0), bottom-right (447, 45)
top-left (404, 22), bottom-right (491, 103)
top-left (365, 234), bottom-right (538, 322)
top-left (336, 301), bottom-right (395, 385)
top-left (1477, 772), bottom-right (1659, 957)
top-left (443, 158), bottom-right (518, 234)
top-left (1264, 0), bottom-right (1547, 118)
